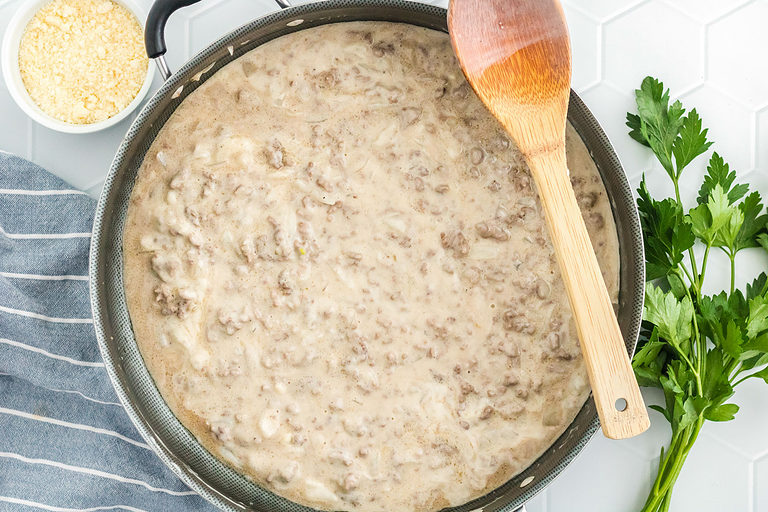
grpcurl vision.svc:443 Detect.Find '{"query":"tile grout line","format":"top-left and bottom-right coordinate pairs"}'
top-left (661, 0), bottom-right (756, 23)
top-left (596, 21), bottom-right (603, 85)
top-left (752, 447), bottom-right (768, 462)
top-left (749, 460), bottom-right (755, 512)
top-left (603, 0), bottom-right (648, 24)
top-left (675, 82), bottom-right (704, 98)
top-left (707, 0), bottom-right (761, 25)
top-left (698, 429), bottom-right (756, 461)
top-left (659, 0), bottom-right (690, 19)
top-left (615, 440), bottom-right (655, 459)
top-left (561, 1), bottom-right (596, 23)
top-left (706, 81), bottom-right (755, 111)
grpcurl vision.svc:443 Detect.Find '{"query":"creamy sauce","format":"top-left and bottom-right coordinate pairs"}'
top-left (124, 22), bottom-right (619, 512)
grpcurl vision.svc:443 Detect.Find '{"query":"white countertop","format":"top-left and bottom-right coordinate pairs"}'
top-left (2, 0), bottom-right (767, 510)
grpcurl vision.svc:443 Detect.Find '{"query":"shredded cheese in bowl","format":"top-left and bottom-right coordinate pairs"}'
top-left (18, 0), bottom-right (148, 125)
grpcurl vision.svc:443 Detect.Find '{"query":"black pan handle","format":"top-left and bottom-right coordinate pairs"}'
top-left (145, 0), bottom-right (202, 60)
top-left (145, 0), bottom-right (292, 80)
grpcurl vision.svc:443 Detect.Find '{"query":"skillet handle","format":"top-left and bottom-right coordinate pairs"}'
top-left (145, 0), bottom-right (293, 80)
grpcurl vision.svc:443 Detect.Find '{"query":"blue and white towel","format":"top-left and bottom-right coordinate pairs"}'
top-left (0, 152), bottom-right (215, 512)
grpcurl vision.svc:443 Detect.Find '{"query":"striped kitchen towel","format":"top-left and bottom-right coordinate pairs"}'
top-left (0, 152), bottom-right (215, 512)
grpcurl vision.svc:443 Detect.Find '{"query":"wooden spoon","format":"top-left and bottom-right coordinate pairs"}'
top-left (448, 0), bottom-right (649, 439)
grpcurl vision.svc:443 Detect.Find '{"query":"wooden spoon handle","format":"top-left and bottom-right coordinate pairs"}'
top-left (528, 149), bottom-right (650, 440)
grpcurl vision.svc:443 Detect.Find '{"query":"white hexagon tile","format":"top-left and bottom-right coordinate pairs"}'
top-left (1, 0), bottom-right (767, 511)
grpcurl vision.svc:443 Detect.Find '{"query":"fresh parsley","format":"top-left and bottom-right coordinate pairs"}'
top-left (627, 76), bottom-right (768, 512)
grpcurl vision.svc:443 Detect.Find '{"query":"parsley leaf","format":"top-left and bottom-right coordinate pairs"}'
top-left (712, 206), bottom-right (745, 251)
top-left (740, 333), bottom-right (768, 360)
top-left (632, 326), bottom-right (668, 388)
top-left (732, 192), bottom-right (768, 253)
top-left (746, 273), bottom-right (768, 301)
top-left (644, 284), bottom-right (694, 352)
top-left (721, 319), bottom-right (743, 359)
top-left (627, 77), bottom-right (685, 177)
top-left (627, 77), bottom-right (713, 180)
top-left (697, 153), bottom-right (748, 205)
top-left (626, 113), bottom-right (649, 148)
top-left (637, 177), bottom-right (695, 280)
top-left (741, 353), bottom-right (768, 374)
top-left (749, 366), bottom-right (768, 384)
top-left (672, 109), bottom-right (714, 172)
top-left (705, 403), bottom-right (739, 421)
top-left (701, 350), bottom-right (733, 406)
top-left (759, 233), bottom-right (768, 254)
top-left (688, 184), bottom-right (734, 244)
top-left (746, 295), bottom-right (768, 339)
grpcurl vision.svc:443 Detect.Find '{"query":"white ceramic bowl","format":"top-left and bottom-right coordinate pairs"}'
top-left (1, 0), bottom-right (155, 134)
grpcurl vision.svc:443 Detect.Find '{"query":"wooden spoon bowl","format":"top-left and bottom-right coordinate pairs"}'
top-left (449, 0), bottom-right (649, 439)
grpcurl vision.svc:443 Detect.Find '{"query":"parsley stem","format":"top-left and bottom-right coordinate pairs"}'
top-left (674, 268), bottom-right (704, 394)
top-left (668, 347), bottom-right (699, 390)
top-left (651, 446), bottom-right (666, 494)
top-left (640, 418), bottom-right (704, 512)
top-left (733, 375), bottom-right (749, 386)
top-left (729, 251), bottom-right (736, 295)
top-left (677, 261), bottom-right (695, 290)
top-left (694, 317), bottom-right (704, 387)
top-left (727, 359), bottom-right (742, 381)
top-left (698, 244), bottom-right (712, 290)
top-left (643, 435), bottom-right (679, 509)
top-left (676, 264), bottom-right (705, 388)
top-left (733, 372), bottom-right (761, 387)
top-left (660, 491), bottom-right (673, 512)
top-left (673, 178), bottom-right (699, 280)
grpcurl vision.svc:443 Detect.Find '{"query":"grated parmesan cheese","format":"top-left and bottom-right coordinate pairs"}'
top-left (18, 0), bottom-right (148, 124)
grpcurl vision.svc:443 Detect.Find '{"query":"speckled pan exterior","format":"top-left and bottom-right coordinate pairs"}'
top-left (88, 2), bottom-right (645, 511)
